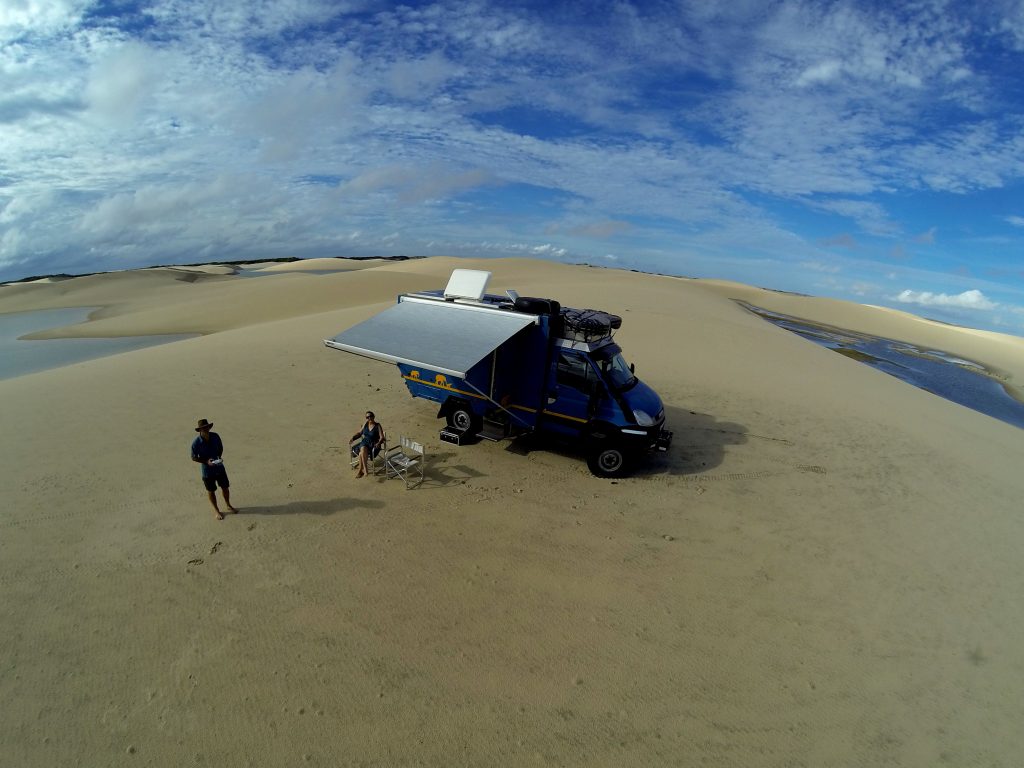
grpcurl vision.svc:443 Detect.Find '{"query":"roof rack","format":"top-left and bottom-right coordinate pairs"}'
top-left (559, 308), bottom-right (622, 342)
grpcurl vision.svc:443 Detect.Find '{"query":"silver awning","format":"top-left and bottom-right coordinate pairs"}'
top-left (323, 298), bottom-right (536, 378)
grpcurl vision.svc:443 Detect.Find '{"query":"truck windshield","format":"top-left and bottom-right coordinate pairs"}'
top-left (594, 349), bottom-right (636, 391)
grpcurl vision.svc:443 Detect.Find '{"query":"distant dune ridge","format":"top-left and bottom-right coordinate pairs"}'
top-left (2, 256), bottom-right (1022, 766)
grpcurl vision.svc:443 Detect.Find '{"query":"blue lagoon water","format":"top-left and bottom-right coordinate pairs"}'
top-left (742, 302), bottom-right (1024, 430)
top-left (0, 307), bottom-right (193, 380)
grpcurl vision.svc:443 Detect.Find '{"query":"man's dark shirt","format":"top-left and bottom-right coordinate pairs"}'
top-left (191, 432), bottom-right (224, 478)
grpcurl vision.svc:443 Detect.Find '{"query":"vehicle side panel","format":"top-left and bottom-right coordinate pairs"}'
top-left (398, 364), bottom-right (486, 407)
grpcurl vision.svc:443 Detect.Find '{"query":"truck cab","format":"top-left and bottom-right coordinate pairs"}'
top-left (545, 340), bottom-right (669, 475)
top-left (524, 311), bottom-right (667, 475)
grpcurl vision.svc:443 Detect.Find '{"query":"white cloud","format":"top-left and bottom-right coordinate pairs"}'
top-left (895, 288), bottom-right (998, 310)
top-left (78, 178), bottom-right (232, 237)
top-left (849, 281), bottom-right (880, 296)
top-left (565, 220), bottom-right (632, 238)
top-left (85, 43), bottom-right (162, 120)
top-left (1000, 2), bottom-right (1024, 51)
top-left (1, 226), bottom-right (25, 261)
top-left (810, 198), bottom-right (897, 234)
top-left (232, 56), bottom-right (372, 162)
top-left (801, 260), bottom-right (841, 273)
top-left (468, 240), bottom-right (569, 259)
top-left (144, 0), bottom-right (353, 41)
top-left (819, 233), bottom-right (858, 249)
top-left (532, 244), bottom-right (567, 257)
top-left (384, 50), bottom-right (460, 101)
top-left (796, 59), bottom-right (843, 86)
top-left (340, 165), bottom-right (495, 204)
top-left (1007, 215), bottom-right (1024, 227)
top-left (0, 0), bottom-right (88, 36)
top-left (0, 191), bottom-right (53, 224)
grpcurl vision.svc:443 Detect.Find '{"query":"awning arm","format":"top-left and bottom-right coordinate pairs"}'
top-left (322, 338), bottom-right (466, 378)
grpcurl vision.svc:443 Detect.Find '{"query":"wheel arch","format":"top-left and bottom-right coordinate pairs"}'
top-left (437, 396), bottom-right (473, 419)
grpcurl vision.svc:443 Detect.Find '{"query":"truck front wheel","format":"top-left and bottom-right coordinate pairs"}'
top-left (448, 405), bottom-right (481, 435)
top-left (587, 443), bottom-right (629, 478)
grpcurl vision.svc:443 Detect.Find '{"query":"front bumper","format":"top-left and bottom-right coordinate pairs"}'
top-left (616, 423), bottom-right (673, 453)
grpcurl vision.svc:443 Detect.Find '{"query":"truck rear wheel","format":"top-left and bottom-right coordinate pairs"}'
top-left (447, 405), bottom-right (481, 435)
top-left (587, 443), bottom-right (629, 478)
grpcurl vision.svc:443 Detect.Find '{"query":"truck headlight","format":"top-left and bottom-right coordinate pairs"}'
top-left (632, 409), bottom-right (655, 426)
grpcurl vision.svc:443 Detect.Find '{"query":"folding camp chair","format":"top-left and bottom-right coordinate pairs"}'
top-left (350, 431), bottom-right (387, 475)
top-left (385, 436), bottom-right (425, 489)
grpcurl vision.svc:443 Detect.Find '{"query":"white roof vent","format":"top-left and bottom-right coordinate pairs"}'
top-left (443, 269), bottom-right (491, 300)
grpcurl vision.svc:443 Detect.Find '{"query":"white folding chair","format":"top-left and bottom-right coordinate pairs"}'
top-left (350, 431), bottom-right (387, 475)
top-left (385, 436), bottom-right (425, 488)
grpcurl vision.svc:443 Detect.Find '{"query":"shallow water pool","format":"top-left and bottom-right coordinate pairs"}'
top-left (0, 307), bottom-right (194, 380)
top-left (741, 302), bottom-right (1024, 430)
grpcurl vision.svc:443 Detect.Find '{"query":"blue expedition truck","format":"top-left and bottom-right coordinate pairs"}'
top-left (324, 269), bottom-right (672, 477)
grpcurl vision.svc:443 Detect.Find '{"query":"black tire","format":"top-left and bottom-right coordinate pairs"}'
top-left (447, 406), bottom-right (480, 435)
top-left (587, 443), bottom-right (629, 478)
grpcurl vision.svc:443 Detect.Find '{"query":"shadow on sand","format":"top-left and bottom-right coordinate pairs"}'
top-left (499, 404), bottom-right (748, 478)
top-left (239, 497), bottom-right (384, 516)
top-left (633, 405), bottom-right (748, 477)
top-left (364, 450), bottom-right (486, 490)
top-left (419, 451), bottom-right (488, 489)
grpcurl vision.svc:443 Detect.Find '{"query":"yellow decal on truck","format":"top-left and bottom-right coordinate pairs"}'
top-left (402, 375), bottom-right (487, 400)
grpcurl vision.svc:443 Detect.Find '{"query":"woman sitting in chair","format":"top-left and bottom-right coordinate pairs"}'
top-left (351, 410), bottom-right (384, 478)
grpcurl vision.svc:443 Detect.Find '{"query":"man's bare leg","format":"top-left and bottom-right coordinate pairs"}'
top-left (223, 488), bottom-right (238, 513)
top-left (208, 491), bottom-right (224, 520)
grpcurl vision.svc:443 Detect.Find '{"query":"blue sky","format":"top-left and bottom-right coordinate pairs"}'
top-left (2, 1), bottom-right (1024, 333)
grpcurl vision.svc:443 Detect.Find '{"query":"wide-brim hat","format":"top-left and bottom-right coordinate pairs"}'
top-left (195, 418), bottom-right (213, 432)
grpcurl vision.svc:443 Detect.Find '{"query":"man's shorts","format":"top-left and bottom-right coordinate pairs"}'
top-left (203, 466), bottom-right (230, 492)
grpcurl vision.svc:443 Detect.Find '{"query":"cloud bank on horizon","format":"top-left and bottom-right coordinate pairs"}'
top-left (2, 0), bottom-right (1024, 333)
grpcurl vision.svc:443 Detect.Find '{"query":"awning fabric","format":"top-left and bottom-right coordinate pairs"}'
top-left (324, 299), bottom-right (536, 378)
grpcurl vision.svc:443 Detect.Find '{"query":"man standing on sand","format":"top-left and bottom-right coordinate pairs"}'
top-left (191, 418), bottom-right (238, 520)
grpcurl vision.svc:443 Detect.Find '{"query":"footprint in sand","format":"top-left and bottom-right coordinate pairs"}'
top-left (209, 541), bottom-right (223, 555)
top-left (187, 558), bottom-right (203, 566)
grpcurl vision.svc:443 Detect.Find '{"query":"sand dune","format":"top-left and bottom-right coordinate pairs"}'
top-left (1, 257), bottom-right (1022, 767)
top-left (249, 257), bottom-right (400, 272)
